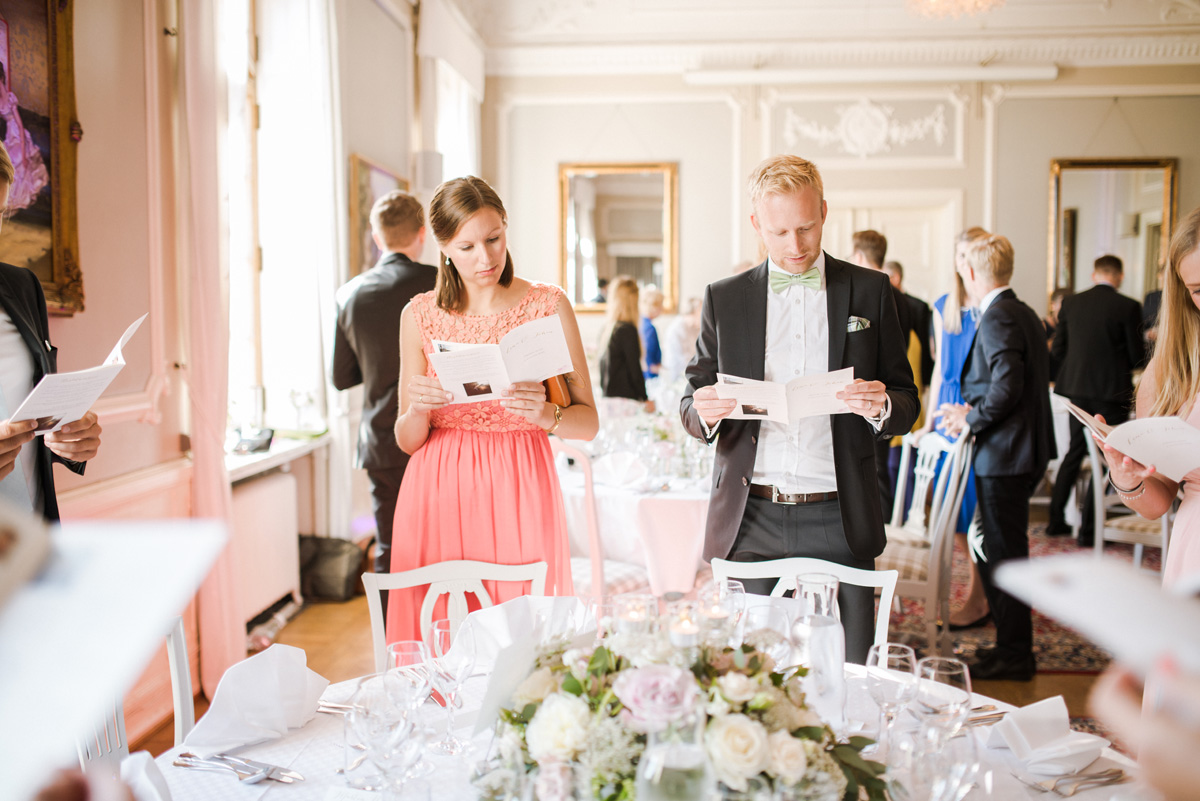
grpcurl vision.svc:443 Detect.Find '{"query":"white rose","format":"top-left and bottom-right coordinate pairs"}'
top-left (526, 692), bottom-right (591, 763)
top-left (716, 672), bottom-right (758, 704)
top-left (705, 713), bottom-right (770, 791)
top-left (513, 667), bottom-right (559, 707)
top-left (766, 730), bottom-right (808, 785)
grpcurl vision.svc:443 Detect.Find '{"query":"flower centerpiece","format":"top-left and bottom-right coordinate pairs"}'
top-left (474, 625), bottom-right (887, 801)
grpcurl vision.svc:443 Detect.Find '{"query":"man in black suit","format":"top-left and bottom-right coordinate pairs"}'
top-left (0, 145), bottom-right (101, 521)
top-left (681, 155), bottom-right (919, 664)
top-left (333, 191), bottom-right (437, 613)
top-left (1047, 255), bottom-right (1143, 543)
top-left (941, 234), bottom-right (1054, 681)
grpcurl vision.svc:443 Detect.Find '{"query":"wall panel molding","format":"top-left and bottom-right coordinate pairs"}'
top-left (57, 458), bottom-right (192, 519)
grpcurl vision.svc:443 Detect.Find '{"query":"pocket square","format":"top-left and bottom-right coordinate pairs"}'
top-left (847, 316), bottom-right (871, 332)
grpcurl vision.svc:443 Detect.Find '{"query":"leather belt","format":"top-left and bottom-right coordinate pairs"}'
top-left (748, 483), bottom-right (838, 505)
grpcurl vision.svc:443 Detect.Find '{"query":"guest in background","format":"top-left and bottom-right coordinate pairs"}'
top-left (1043, 288), bottom-right (1068, 346)
top-left (913, 227), bottom-right (988, 630)
top-left (883, 260), bottom-right (934, 388)
top-left (599, 276), bottom-right (654, 411)
top-left (941, 233), bottom-right (1054, 681)
top-left (1098, 206), bottom-right (1200, 588)
top-left (1047, 254), bottom-right (1143, 544)
top-left (1144, 266), bottom-right (1163, 352)
top-left (590, 277), bottom-right (609, 304)
top-left (386, 176), bottom-right (598, 643)
top-left (639, 285), bottom-right (664, 380)
top-left (332, 190), bottom-right (437, 619)
top-left (662, 296), bottom-right (702, 385)
top-left (0, 142), bottom-right (101, 522)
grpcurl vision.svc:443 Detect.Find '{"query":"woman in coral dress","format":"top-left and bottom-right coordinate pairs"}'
top-left (1100, 205), bottom-right (1200, 589)
top-left (385, 176), bottom-right (598, 644)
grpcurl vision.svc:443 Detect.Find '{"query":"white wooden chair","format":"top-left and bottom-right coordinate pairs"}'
top-left (362, 560), bottom-right (548, 674)
top-left (550, 437), bottom-right (650, 599)
top-left (78, 616), bottom-right (194, 773)
top-left (1084, 432), bottom-right (1172, 572)
top-left (710, 557), bottom-right (899, 648)
top-left (876, 432), bottom-right (975, 655)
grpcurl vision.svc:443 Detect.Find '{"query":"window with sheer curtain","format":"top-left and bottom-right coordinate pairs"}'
top-left (435, 58), bottom-right (480, 182)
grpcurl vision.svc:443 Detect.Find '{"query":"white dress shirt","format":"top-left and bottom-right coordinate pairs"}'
top-left (0, 309), bottom-right (37, 511)
top-left (978, 285), bottom-right (1011, 319)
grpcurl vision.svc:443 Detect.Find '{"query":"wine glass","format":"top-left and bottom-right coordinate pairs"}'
top-left (385, 640), bottom-right (432, 711)
top-left (743, 604), bottom-right (793, 668)
top-left (863, 643), bottom-right (917, 760)
top-left (913, 657), bottom-right (973, 744)
top-left (345, 674), bottom-right (425, 790)
top-left (426, 618), bottom-right (478, 755)
top-left (795, 572), bottom-right (840, 619)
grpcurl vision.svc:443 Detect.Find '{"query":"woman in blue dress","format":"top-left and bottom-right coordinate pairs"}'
top-left (915, 227), bottom-right (989, 630)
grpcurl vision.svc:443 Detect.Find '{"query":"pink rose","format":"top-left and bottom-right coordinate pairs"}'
top-left (612, 665), bottom-right (698, 733)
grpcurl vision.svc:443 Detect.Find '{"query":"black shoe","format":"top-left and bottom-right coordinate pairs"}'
top-left (969, 651), bottom-right (1036, 681)
top-left (1045, 521), bottom-right (1073, 536)
top-left (949, 612), bottom-right (991, 631)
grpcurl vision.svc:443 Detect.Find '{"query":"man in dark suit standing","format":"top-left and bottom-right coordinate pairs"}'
top-left (1047, 255), bottom-right (1143, 543)
top-left (0, 143), bottom-right (101, 521)
top-left (681, 155), bottom-right (919, 663)
top-left (333, 191), bottom-right (437, 614)
top-left (941, 234), bottom-right (1054, 681)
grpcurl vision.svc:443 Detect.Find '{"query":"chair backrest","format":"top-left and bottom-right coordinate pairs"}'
top-left (362, 559), bottom-right (549, 673)
top-left (549, 436), bottom-right (607, 598)
top-left (925, 434), bottom-right (976, 620)
top-left (710, 557), bottom-right (899, 647)
top-left (79, 615), bottom-right (194, 773)
top-left (891, 432), bottom-right (956, 534)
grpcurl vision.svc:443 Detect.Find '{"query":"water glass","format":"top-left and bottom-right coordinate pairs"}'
top-left (743, 604), bottom-right (793, 669)
top-left (634, 706), bottom-right (713, 801)
top-left (863, 642), bottom-right (917, 760)
top-left (426, 618), bottom-right (477, 755)
top-left (887, 728), bottom-right (980, 801)
top-left (345, 674), bottom-right (424, 790)
top-left (800, 615), bottom-right (846, 734)
top-left (795, 573), bottom-right (840, 619)
top-left (913, 656), bottom-right (973, 743)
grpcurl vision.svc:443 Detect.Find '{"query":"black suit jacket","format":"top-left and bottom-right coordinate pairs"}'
top-left (1051, 283), bottom-right (1143, 406)
top-left (0, 263), bottom-right (86, 521)
top-left (962, 289), bottom-right (1055, 478)
top-left (599, 322), bottom-right (647, 401)
top-left (332, 253), bottom-right (437, 470)
top-left (896, 291), bottom-right (934, 387)
top-left (681, 255), bottom-right (920, 562)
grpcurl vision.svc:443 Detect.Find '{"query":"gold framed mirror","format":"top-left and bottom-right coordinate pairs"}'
top-left (559, 162), bottom-right (678, 312)
top-left (1048, 158), bottom-right (1178, 303)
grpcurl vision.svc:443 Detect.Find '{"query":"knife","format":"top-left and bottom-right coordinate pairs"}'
top-left (212, 753), bottom-right (305, 782)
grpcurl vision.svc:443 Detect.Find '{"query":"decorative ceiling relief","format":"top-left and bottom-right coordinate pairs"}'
top-left (775, 97), bottom-right (962, 167)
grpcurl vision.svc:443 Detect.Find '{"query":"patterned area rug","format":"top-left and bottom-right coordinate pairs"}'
top-left (889, 523), bottom-right (1162, 673)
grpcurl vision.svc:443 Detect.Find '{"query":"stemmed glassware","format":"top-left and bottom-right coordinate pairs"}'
top-left (913, 656), bottom-right (973, 745)
top-left (863, 643), bottom-right (917, 761)
top-left (698, 579), bottom-right (747, 647)
top-left (344, 673), bottom-right (425, 791)
top-left (384, 640), bottom-right (434, 779)
top-left (743, 604), bottom-right (793, 669)
top-left (426, 618), bottom-right (478, 756)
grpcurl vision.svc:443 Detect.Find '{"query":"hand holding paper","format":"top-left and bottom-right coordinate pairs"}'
top-left (1064, 400), bottom-right (1200, 483)
top-left (714, 368), bottom-right (854, 423)
top-left (44, 410), bottom-right (102, 463)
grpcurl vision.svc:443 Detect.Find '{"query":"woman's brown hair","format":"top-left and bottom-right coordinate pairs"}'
top-left (429, 176), bottom-right (514, 312)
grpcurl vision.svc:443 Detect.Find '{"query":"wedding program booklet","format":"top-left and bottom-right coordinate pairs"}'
top-left (10, 313), bottom-right (148, 434)
top-left (714, 367), bottom-right (854, 423)
top-left (1063, 399), bottom-right (1200, 482)
top-left (428, 315), bottom-right (573, 404)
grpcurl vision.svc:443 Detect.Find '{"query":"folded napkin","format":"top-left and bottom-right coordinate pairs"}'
top-left (593, 451), bottom-right (649, 488)
top-left (183, 643), bottom-right (328, 757)
top-left (454, 595), bottom-right (589, 666)
top-left (121, 751), bottom-right (172, 801)
top-left (987, 695), bottom-right (1108, 775)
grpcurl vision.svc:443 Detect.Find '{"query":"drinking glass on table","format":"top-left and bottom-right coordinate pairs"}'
top-left (345, 673), bottom-right (425, 791)
top-left (426, 618), bottom-right (477, 756)
top-left (863, 643), bottom-right (917, 761)
top-left (913, 656), bottom-right (973, 744)
top-left (795, 572), bottom-right (840, 619)
top-left (744, 604), bottom-right (793, 669)
top-left (801, 615), bottom-right (847, 735)
top-left (385, 641), bottom-right (432, 710)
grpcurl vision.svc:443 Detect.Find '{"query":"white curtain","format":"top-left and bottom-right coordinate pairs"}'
top-left (435, 58), bottom-right (480, 181)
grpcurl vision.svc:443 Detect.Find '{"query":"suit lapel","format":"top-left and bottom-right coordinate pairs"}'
top-left (0, 269), bottom-right (48, 378)
top-left (825, 254), bottom-right (850, 369)
top-left (744, 262), bottom-right (769, 381)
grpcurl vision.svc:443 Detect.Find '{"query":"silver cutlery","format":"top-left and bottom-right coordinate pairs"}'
top-left (965, 710), bottom-right (1008, 727)
top-left (173, 756), bottom-right (267, 784)
top-left (178, 752), bottom-right (301, 783)
top-left (1052, 771), bottom-right (1127, 797)
top-left (1010, 768), bottom-right (1126, 796)
top-left (1036, 768), bottom-right (1123, 792)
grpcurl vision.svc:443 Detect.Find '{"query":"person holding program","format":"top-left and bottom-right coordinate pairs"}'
top-left (1097, 206), bottom-right (1200, 588)
top-left (385, 176), bottom-right (598, 643)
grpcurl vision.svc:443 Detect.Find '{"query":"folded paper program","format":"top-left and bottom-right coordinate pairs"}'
top-left (987, 696), bottom-right (1108, 775)
top-left (593, 451), bottom-right (650, 488)
top-left (183, 644), bottom-right (328, 757)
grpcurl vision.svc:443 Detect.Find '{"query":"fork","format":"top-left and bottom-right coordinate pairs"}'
top-left (1037, 768), bottom-right (1123, 792)
top-left (173, 756), bottom-right (268, 784)
top-left (1053, 771), bottom-right (1127, 797)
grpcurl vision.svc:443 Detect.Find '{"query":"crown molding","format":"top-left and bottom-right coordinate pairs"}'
top-left (485, 34), bottom-right (1200, 77)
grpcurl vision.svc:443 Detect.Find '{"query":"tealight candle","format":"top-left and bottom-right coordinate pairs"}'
top-left (669, 618), bottom-right (700, 648)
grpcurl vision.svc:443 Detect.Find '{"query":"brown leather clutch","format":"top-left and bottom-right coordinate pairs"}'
top-left (544, 374), bottom-right (572, 408)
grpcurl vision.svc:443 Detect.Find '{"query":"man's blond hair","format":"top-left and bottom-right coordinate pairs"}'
top-left (0, 142), bottom-right (13, 186)
top-left (964, 233), bottom-right (1015, 286)
top-left (747, 155), bottom-right (824, 208)
top-left (369, 190), bottom-right (423, 249)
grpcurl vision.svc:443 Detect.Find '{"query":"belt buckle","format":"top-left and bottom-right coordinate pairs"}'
top-left (771, 485), bottom-right (797, 506)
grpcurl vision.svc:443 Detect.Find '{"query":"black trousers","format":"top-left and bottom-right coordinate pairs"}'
top-left (728, 495), bottom-right (875, 664)
top-left (367, 466), bottom-right (405, 622)
top-left (1049, 396), bottom-right (1130, 538)
top-left (974, 472), bottom-right (1038, 660)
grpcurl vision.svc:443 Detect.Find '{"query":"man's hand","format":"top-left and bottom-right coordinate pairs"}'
top-left (691, 385), bottom-right (737, 427)
top-left (45, 411), bottom-right (101, 462)
top-left (837, 379), bottom-right (888, 419)
top-left (0, 419), bottom-right (37, 480)
top-left (938, 402), bottom-right (970, 437)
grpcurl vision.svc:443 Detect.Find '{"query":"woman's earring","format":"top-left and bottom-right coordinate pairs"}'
top-left (444, 256), bottom-right (451, 266)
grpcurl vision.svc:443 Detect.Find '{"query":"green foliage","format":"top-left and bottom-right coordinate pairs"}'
top-left (561, 673), bottom-right (584, 696)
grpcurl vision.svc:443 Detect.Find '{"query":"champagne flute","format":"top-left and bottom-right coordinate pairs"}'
top-left (863, 643), bottom-right (917, 760)
top-left (913, 656), bottom-right (973, 744)
top-left (426, 618), bottom-right (477, 755)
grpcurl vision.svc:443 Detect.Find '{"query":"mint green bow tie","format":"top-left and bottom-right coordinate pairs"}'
top-left (769, 268), bottom-right (821, 293)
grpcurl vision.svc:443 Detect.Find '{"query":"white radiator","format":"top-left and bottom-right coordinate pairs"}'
top-left (231, 470), bottom-right (301, 622)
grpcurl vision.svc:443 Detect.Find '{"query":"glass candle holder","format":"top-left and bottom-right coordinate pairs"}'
top-left (614, 593), bottom-right (657, 634)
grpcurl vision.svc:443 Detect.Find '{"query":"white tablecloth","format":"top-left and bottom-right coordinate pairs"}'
top-left (557, 466), bottom-right (709, 594)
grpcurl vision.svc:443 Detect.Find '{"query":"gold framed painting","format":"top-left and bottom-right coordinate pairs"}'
top-left (349, 153), bottom-right (408, 278)
top-left (0, 1), bottom-right (82, 314)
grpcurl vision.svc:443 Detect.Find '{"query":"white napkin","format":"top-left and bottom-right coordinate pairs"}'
top-left (183, 643), bottom-right (328, 756)
top-left (987, 695), bottom-right (1108, 775)
top-left (121, 751), bottom-right (172, 801)
top-left (593, 451), bottom-right (649, 487)
top-left (453, 595), bottom-right (589, 665)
